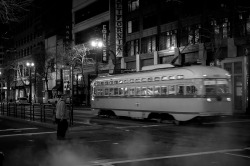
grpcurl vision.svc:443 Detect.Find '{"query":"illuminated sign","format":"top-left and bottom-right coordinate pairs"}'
top-left (116, 0), bottom-right (123, 57)
top-left (102, 24), bottom-right (107, 62)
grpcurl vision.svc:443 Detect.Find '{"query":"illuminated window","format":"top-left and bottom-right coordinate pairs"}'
top-left (119, 87), bottom-right (124, 95)
top-left (136, 87), bottom-right (141, 95)
top-left (147, 86), bottom-right (154, 96)
top-left (169, 85), bottom-right (176, 95)
top-left (154, 86), bottom-right (160, 95)
top-left (114, 88), bottom-right (119, 95)
top-left (105, 88), bottom-right (109, 96)
top-left (124, 87), bottom-right (129, 96)
top-left (161, 86), bottom-right (168, 95)
top-left (177, 85), bottom-right (184, 95)
top-left (129, 87), bottom-right (135, 96)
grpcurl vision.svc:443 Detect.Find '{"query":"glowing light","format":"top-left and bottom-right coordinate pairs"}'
top-left (226, 97), bottom-right (231, 101)
top-left (206, 98), bottom-right (212, 102)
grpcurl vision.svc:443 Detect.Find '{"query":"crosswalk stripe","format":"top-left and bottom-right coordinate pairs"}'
top-left (0, 131), bottom-right (56, 138)
top-left (0, 128), bottom-right (38, 132)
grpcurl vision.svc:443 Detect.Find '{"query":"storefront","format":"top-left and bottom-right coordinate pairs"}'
top-left (221, 56), bottom-right (248, 114)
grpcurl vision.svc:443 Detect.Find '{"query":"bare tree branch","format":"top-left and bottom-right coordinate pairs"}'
top-left (0, 0), bottom-right (32, 23)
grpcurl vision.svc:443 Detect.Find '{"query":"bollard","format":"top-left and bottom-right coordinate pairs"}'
top-left (0, 151), bottom-right (4, 166)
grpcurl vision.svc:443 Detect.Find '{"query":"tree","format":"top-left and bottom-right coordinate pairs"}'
top-left (0, 0), bottom-right (32, 24)
top-left (59, 44), bottom-right (95, 104)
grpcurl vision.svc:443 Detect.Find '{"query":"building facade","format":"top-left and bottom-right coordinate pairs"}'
top-left (2, 0), bottom-right (250, 113)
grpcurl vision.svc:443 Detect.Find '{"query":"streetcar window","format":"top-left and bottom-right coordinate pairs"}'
top-left (114, 80), bottom-right (118, 84)
top-left (177, 85), bottom-right (184, 95)
top-left (119, 87), bottom-right (124, 95)
top-left (109, 81), bottom-right (113, 85)
top-left (97, 89), bottom-right (103, 96)
top-left (217, 79), bottom-right (230, 94)
top-left (148, 77), bottom-right (153, 82)
top-left (141, 78), bottom-right (147, 82)
top-left (136, 87), bottom-right (141, 95)
top-left (135, 78), bottom-right (141, 83)
top-left (105, 81), bottom-right (109, 85)
top-left (119, 80), bottom-right (123, 84)
top-left (129, 87), bottom-right (135, 96)
top-left (104, 88), bottom-right (109, 96)
top-left (141, 87), bottom-right (147, 95)
top-left (204, 79), bottom-right (216, 95)
top-left (114, 88), bottom-right (119, 95)
top-left (186, 85), bottom-right (197, 95)
top-left (124, 80), bottom-right (128, 84)
top-left (130, 79), bottom-right (134, 83)
top-left (110, 88), bottom-right (114, 96)
top-left (154, 77), bottom-right (160, 81)
top-left (161, 76), bottom-right (168, 81)
top-left (147, 86), bottom-right (154, 95)
top-left (161, 86), bottom-right (168, 95)
top-left (169, 85), bottom-right (176, 95)
top-left (101, 82), bottom-right (104, 85)
top-left (124, 87), bottom-right (129, 96)
top-left (154, 86), bottom-right (161, 95)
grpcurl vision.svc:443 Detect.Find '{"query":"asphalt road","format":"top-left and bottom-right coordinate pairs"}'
top-left (0, 115), bottom-right (250, 166)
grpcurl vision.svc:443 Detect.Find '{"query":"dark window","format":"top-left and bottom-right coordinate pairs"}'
top-left (74, 0), bottom-right (109, 24)
top-left (126, 39), bottom-right (139, 56)
top-left (127, 19), bottom-right (139, 34)
top-left (143, 14), bottom-right (157, 29)
top-left (141, 36), bottom-right (156, 53)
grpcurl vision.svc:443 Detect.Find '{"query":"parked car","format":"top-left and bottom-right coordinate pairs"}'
top-left (16, 97), bottom-right (29, 104)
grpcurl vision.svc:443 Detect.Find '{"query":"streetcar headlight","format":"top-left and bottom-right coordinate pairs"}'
top-left (206, 98), bottom-right (212, 102)
top-left (226, 97), bottom-right (231, 101)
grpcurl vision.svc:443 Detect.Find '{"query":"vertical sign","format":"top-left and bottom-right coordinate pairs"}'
top-left (116, 0), bottom-right (123, 57)
top-left (102, 24), bottom-right (107, 62)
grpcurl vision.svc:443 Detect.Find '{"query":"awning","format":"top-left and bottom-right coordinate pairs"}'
top-left (16, 81), bottom-right (26, 87)
top-left (10, 81), bottom-right (17, 88)
top-left (52, 84), bottom-right (63, 91)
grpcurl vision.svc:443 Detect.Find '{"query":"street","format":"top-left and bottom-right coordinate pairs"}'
top-left (1, 113), bottom-right (250, 166)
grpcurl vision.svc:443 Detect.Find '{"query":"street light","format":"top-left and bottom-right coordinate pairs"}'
top-left (90, 39), bottom-right (103, 76)
top-left (26, 62), bottom-right (34, 103)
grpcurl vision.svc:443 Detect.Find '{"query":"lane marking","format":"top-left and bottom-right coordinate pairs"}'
top-left (0, 131), bottom-right (56, 138)
top-left (204, 120), bottom-right (250, 124)
top-left (116, 124), bottom-right (164, 129)
top-left (224, 152), bottom-right (250, 159)
top-left (0, 128), bottom-right (38, 132)
top-left (91, 148), bottom-right (246, 165)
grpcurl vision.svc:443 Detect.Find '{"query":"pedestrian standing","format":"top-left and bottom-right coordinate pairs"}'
top-left (55, 93), bottom-right (69, 140)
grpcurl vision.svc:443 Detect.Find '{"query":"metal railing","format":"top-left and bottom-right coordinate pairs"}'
top-left (0, 102), bottom-right (74, 125)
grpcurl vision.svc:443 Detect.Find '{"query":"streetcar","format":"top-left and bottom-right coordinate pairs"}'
top-left (90, 65), bottom-right (232, 123)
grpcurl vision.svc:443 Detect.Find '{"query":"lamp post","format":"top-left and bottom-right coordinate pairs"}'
top-left (0, 71), bottom-right (2, 102)
top-left (91, 39), bottom-right (103, 76)
top-left (26, 62), bottom-right (34, 103)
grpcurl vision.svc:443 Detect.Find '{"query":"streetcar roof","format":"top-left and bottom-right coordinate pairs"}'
top-left (92, 65), bottom-right (230, 84)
